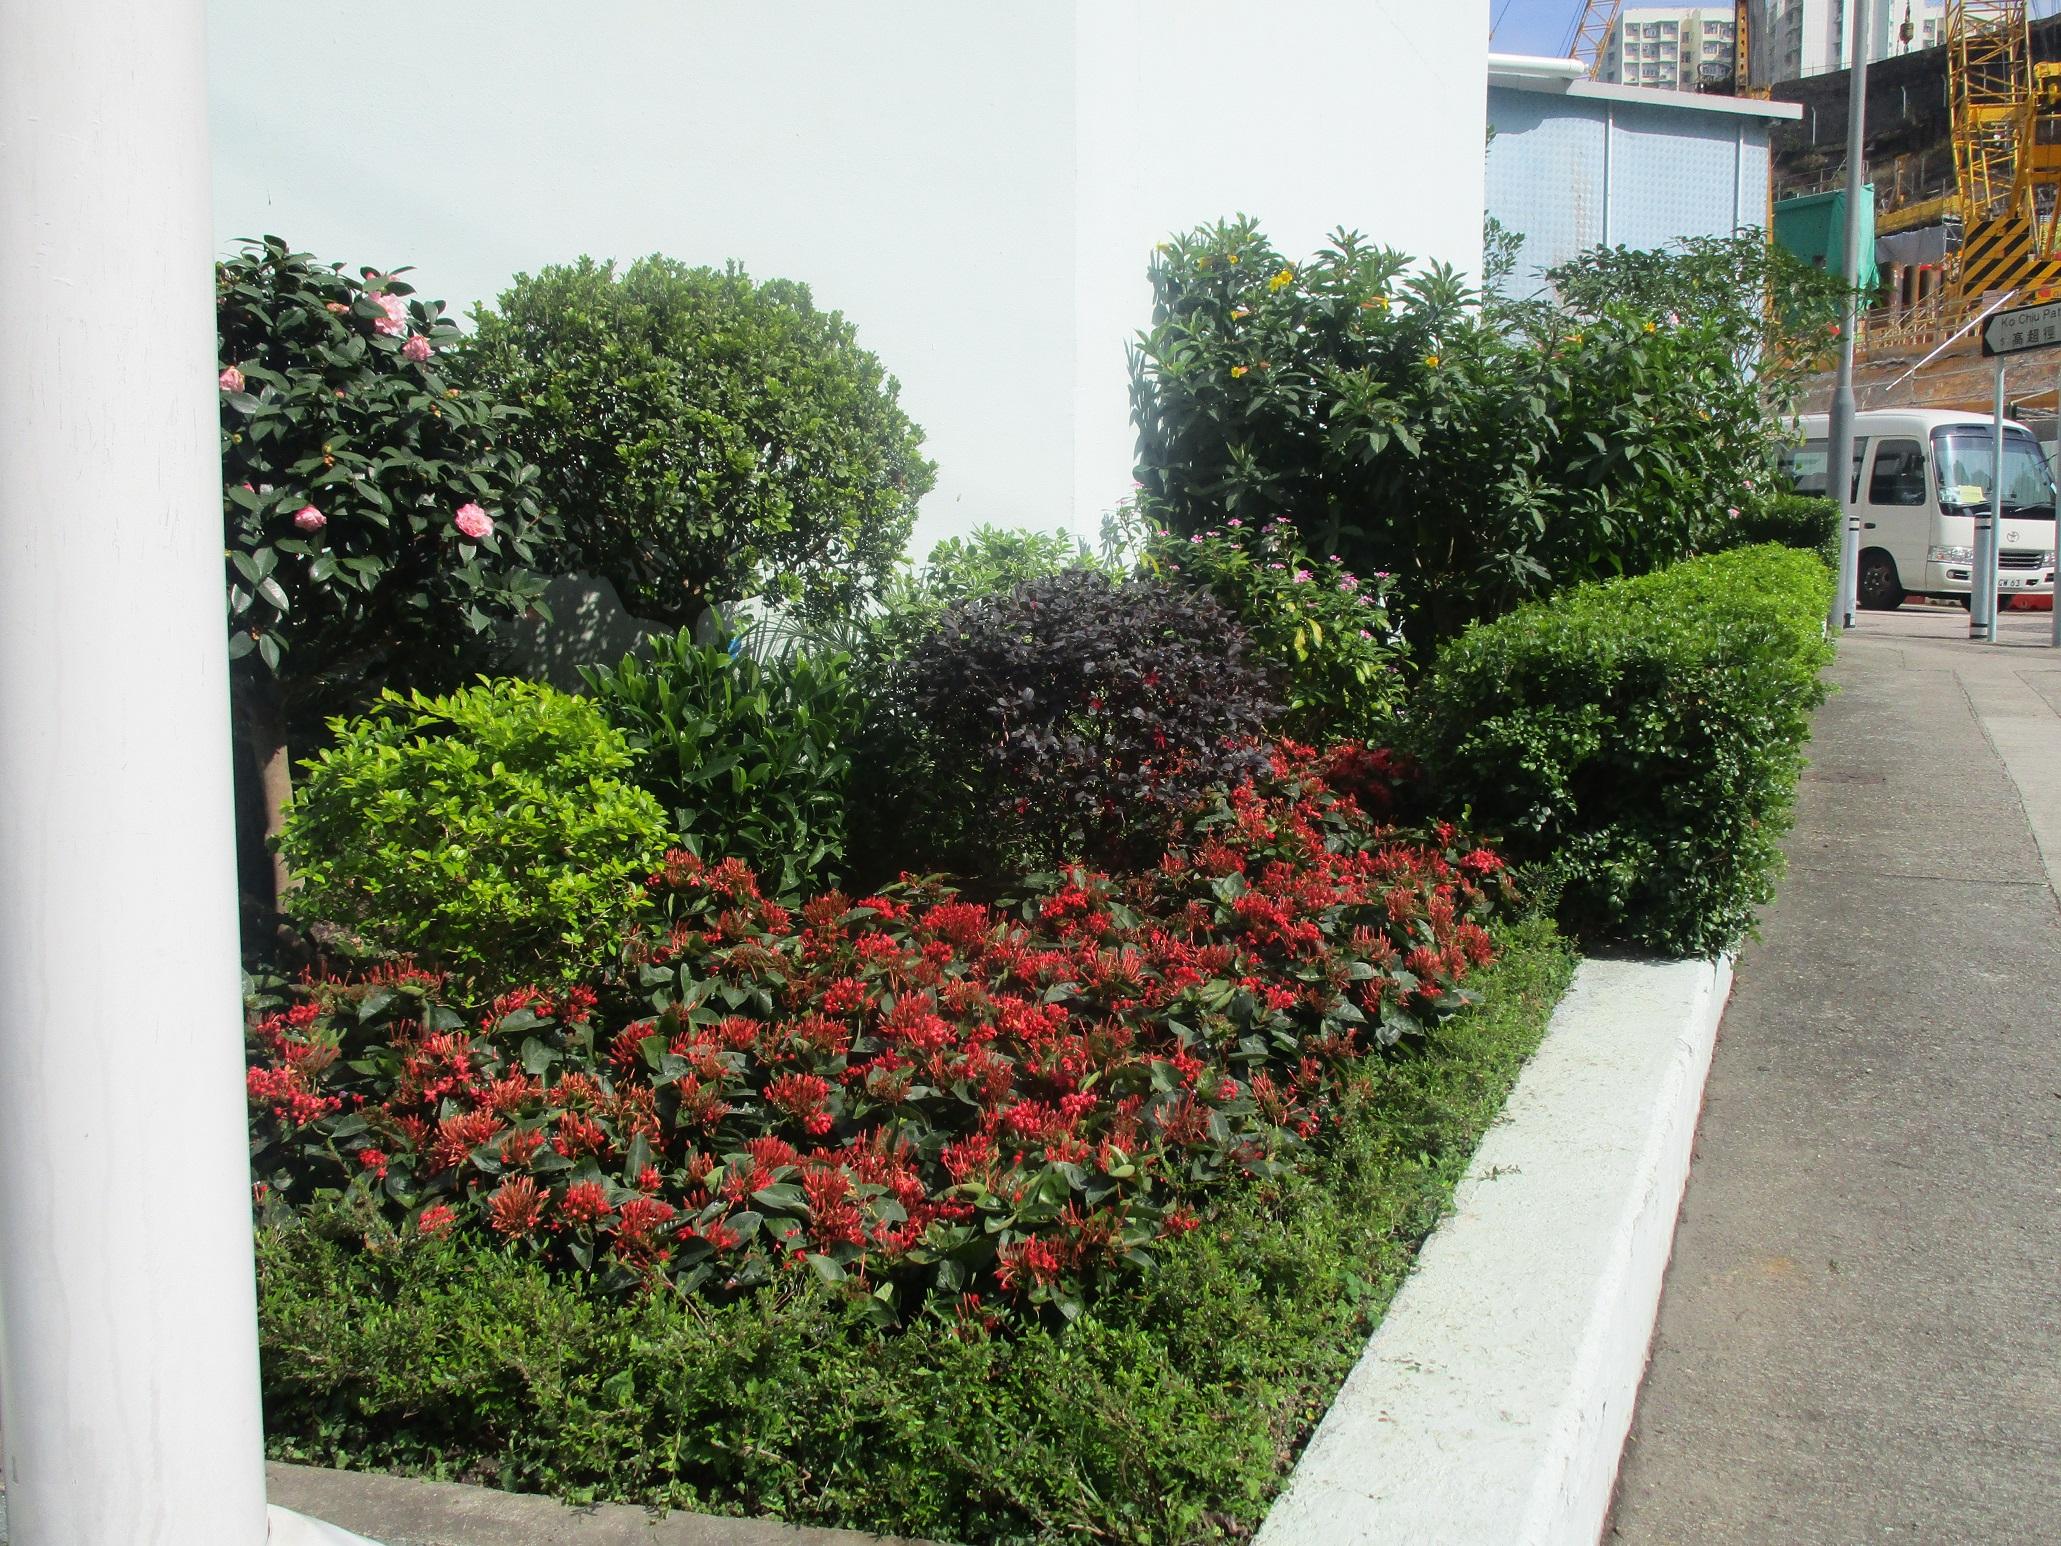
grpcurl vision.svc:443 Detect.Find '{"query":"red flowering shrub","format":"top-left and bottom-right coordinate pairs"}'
top-left (248, 744), bottom-right (1514, 1322)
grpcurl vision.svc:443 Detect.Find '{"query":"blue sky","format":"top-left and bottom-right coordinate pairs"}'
top-left (1490, 0), bottom-right (2061, 59)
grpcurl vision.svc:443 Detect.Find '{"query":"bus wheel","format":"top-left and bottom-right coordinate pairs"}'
top-left (1858, 550), bottom-right (1904, 610)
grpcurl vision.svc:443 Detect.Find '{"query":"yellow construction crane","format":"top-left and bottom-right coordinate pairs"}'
top-left (1568, 0), bottom-right (1624, 77)
top-left (1948, 1), bottom-right (2061, 295)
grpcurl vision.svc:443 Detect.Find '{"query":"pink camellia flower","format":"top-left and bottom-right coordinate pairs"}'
top-left (402, 333), bottom-right (432, 363)
top-left (453, 503), bottom-right (493, 540)
top-left (293, 505), bottom-right (327, 532)
top-left (1727, 506), bottom-right (1741, 519)
top-left (218, 365), bottom-right (244, 393)
top-left (371, 293), bottom-right (409, 336)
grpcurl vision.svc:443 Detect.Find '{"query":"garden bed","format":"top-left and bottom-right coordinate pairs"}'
top-left (256, 919), bottom-right (1574, 1545)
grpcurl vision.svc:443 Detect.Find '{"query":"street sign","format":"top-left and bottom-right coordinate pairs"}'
top-left (1980, 297), bottom-right (2061, 356)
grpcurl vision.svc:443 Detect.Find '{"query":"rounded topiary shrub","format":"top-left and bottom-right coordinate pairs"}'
top-left (278, 680), bottom-right (672, 984)
top-left (901, 568), bottom-right (1276, 871)
top-left (459, 255), bottom-right (935, 627)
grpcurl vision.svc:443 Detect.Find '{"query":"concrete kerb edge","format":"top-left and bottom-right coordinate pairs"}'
top-left (1252, 951), bottom-right (1733, 1546)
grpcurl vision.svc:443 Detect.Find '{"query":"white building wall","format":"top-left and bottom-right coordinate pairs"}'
top-left (207, 0), bottom-right (1488, 558)
top-left (1760, 0), bottom-right (1944, 84)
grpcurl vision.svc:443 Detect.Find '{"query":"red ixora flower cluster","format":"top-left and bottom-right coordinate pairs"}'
top-left (246, 743), bottom-right (1514, 1321)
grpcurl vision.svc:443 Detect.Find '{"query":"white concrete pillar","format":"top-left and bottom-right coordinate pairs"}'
top-left (0, 2), bottom-right (271, 1542)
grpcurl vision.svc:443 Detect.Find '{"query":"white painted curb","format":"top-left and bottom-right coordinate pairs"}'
top-left (269, 1504), bottom-right (384, 1545)
top-left (1254, 954), bottom-right (1734, 1546)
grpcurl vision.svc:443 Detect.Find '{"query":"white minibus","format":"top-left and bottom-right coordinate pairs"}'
top-left (1786, 409), bottom-right (2058, 609)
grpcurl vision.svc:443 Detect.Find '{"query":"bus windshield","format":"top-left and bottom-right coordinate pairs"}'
top-left (1931, 429), bottom-right (2057, 516)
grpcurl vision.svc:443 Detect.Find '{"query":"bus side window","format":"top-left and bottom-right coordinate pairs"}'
top-left (1782, 438), bottom-right (1866, 499)
top-left (1867, 439), bottom-right (1927, 505)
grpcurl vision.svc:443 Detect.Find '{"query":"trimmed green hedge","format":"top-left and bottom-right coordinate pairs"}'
top-left (1727, 492), bottom-right (1840, 571)
top-left (256, 921), bottom-right (1575, 1543)
top-left (1411, 546), bottom-right (1833, 958)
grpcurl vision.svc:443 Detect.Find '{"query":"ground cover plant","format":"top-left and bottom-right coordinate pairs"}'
top-left (459, 255), bottom-right (935, 627)
top-left (257, 917), bottom-right (1574, 1542)
top-left (277, 680), bottom-right (671, 985)
top-left (1411, 545), bottom-right (1834, 957)
top-left (582, 630), bottom-right (862, 904)
top-left (251, 744), bottom-right (1515, 1320)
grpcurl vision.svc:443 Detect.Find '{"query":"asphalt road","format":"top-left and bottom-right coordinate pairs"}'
top-left (1609, 605), bottom-right (2061, 1543)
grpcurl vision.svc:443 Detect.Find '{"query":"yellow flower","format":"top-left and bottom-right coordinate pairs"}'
top-left (1231, 365), bottom-right (1250, 378)
top-left (1227, 253), bottom-right (1241, 265)
top-left (1269, 267), bottom-right (1295, 292)
top-left (1424, 353), bottom-right (1441, 368)
top-left (1643, 320), bottom-right (1657, 334)
top-left (1361, 295), bottom-right (1391, 311)
top-left (1231, 307), bottom-right (1251, 320)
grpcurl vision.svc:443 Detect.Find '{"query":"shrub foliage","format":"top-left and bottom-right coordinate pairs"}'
top-left (460, 256), bottom-right (935, 626)
top-left (901, 569), bottom-right (1276, 870)
top-left (1149, 516), bottom-right (1407, 744)
top-left (249, 746), bottom-right (1515, 1320)
top-left (1411, 545), bottom-right (1833, 956)
top-left (1130, 218), bottom-right (1794, 651)
top-left (582, 631), bottom-right (862, 904)
top-left (1724, 491), bottom-right (1841, 570)
top-left (217, 237), bottom-right (552, 724)
top-left (277, 681), bottom-right (672, 983)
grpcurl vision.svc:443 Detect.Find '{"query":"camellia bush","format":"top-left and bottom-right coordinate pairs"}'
top-left (277, 680), bottom-right (672, 984)
top-left (217, 238), bottom-right (554, 903)
top-left (1130, 217), bottom-right (1795, 651)
top-left (900, 569), bottom-right (1277, 872)
top-left (248, 744), bottom-right (1514, 1318)
top-left (1147, 516), bottom-right (1406, 744)
top-left (460, 255), bottom-right (936, 627)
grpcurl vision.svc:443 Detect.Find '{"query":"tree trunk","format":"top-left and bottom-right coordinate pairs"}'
top-left (233, 668), bottom-right (294, 913)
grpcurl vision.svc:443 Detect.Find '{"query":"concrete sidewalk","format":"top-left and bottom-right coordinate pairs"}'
top-left (1609, 605), bottom-right (2061, 1543)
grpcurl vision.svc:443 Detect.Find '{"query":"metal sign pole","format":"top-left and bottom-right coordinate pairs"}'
top-left (2054, 360), bottom-right (2061, 647)
top-left (1827, 0), bottom-right (1873, 631)
top-left (1976, 359), bottom-right (2004, 642)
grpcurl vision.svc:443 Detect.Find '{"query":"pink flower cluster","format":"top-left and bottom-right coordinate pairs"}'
top-left (371, 293), bottom-right (409, 337)
top-left (454, 503), bottom-right (494, 541)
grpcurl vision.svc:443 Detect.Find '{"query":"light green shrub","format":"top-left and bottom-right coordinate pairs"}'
top-left (279, 680), bottom-right (671, 983)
